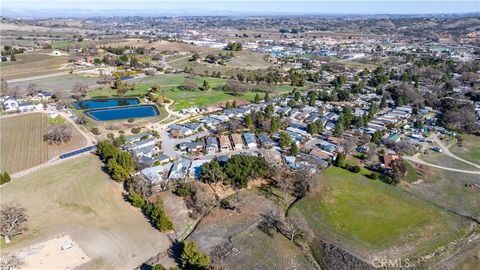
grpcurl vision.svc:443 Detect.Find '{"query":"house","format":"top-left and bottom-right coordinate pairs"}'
top-left (168, 159), bottom-right (191, 180)
top-left (299, 153), bottom-right (329, 168)
top-left (257, 133), bottom-right (274, 148)
top-left (210, 114), bottom-right (229, 122)
top-left (284, 156), bottom-right (299, 170)
top-left (219, 135), bottom-right (232, 152)
top-left (356, 145), bottom-right (370, 154)
top-left (310, 147), bottom-right (334, 159)
top-left (385, 133), bottom-right (401, 144)
top-left (168, 124), bottom-right (193, 137)
top-left (125, 138), bottom-right (156, 151)
top-left (183, 122), bottom-right (204, 133)
top-left (18, 102), bottom-right (36, 112)
top-left (319, 140), bottom-right (337, 153)
top-left (126, 133), bottom-right (152, 144)
top-left (180, 107), bottom-right (200, 114)
top-left (185, 142), bottom-right (204, 154)
top-left (243, 133), bottom-right (257, 148)
top-left (231, 133), bottom-right (244, 150)
top-left (205, 137), bottom-right (219, 154)
top-left (131, 145), bottom-right (157, 158)
top-left (382, 154), bottom-right (399, 169)
top-left (141, 166), bottom-right (165, 186)
top-left (2, 98), bottom-right (19, 112)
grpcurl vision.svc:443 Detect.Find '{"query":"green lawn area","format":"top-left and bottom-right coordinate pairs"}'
top-left (404, 160), bottom-right (419, 183)
top-left (450, 134), bottom-right (480, 165)
top-left (87, 73), bottom-right (295, 111)
top-left (291, 167), bottom-right (469, 259)
top-left (47, 115), bottom-right (66, 125)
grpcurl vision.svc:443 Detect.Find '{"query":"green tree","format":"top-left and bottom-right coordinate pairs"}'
top-left (180, 241), bottom-right (211, 270)
top-left (333, 123), bottom-right (344, 137)
top-left (202, 80), bottom-right (210, 91)
top-left (200, 160), bottom-right (226, 184)
top-left (10, 54), bottom-right (16, 61)
top-left (371, 131), bottom-right (381, 144)
top-left (128, 192), bottom-right (146, 208)
top-left (232, 99), bottom-right (237, 108)
top-left (264, 92), bottom-right (270, 101)
top-left (279, 132), bottom-right (292, 149)
top-left (254, 93), bottom-right (261, 104)
top-left (308, 122), bottom-right (318, 135)
top-left (143, 201), bottom-right (174, 231)
top-left (334, 152), bottom-right (346, 167)
top-left (0, 172), bottom-right (11, 185)
top-left (290, 142), bottom-right (299, 156)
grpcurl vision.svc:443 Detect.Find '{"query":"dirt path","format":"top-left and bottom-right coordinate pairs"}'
top-left (404, 154), bottom-right (480, 174)
top-left (432, 134), bottom-right (480, 169)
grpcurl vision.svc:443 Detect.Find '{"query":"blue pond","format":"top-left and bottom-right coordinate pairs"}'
top-left (85, 105), bottom-right (160, 121)
top-left (73, 98), bottom-right (140, 110)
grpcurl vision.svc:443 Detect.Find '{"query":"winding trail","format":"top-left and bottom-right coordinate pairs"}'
top-left (404, 135), bottom-right (480, 174)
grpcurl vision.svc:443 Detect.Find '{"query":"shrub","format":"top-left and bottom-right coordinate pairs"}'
top-left (367, 172), bottom-right (380, 180)
top-left (91, 127), bottom-right (101, 135)
top-left (131, 127), bottom-right (142, 134)
top-left (142, 201), bottom-right (173, 231)
top-left (175, 182), bottom-right (196, 197)
top-left (348, 165), bottom-right (361, 173)
top-left (180, 241), bottom-right (211, 270)
top-left (107, 133), bottom-right (115, 139)
top-left (0, 172), bottom-right (11, 185)
top-left (128, 192), bottom-right (146, 208)
top-left (127, 118), bottom-right (135, 123)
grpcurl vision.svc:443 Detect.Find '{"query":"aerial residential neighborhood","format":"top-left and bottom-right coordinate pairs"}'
top-left (0, 1), bottom-right (479, 270)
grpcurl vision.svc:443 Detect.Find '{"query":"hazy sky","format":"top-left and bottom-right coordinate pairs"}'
top-left (2, 0), bottom-right (479, 15)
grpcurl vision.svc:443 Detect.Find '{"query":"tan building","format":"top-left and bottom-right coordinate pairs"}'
top-left (230, 133), bottom-right (244, 150)
top-left (219, 135), bottom-right (232, 152)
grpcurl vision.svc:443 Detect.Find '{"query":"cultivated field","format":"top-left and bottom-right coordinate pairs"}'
top-left (9, 74), bottom-right (101, 93)
top-left (0, 113), bottom-right (49, 173)
top-left (0, 155), bottom-right (171, 270)
top-left (0, 51), bottom-right (69, 80)
top-left (291, 167), bottom-right (471, 261)
top-left (0, 113), bottom-right (88, 173)
top-left (450, 134), bottom-right (480, 165)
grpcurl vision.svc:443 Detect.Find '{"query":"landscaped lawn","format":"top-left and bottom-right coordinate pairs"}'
top-left (291, 167), bottom-right (470, 259)
top-left (87, 73), bottom-right (295, 111)
top-left (450, 134), bottom-right (480, 165)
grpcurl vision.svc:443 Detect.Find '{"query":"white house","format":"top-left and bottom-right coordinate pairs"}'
top-left (2, 98), bottom-right (19, 112)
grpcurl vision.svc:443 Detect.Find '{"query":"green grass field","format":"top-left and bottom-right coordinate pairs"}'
top-left (291, 167), bottom-right (470, 259)
top-left (0, 155), bottom-right (170, 269)
top-left (450, 134), bottom-right (480, 165)
top-left (404, 160), bottom-right (419, 183)
top-left (0, 113), bottom-right (48, 173)
top-left (88, 73), bottom-right (295, 110)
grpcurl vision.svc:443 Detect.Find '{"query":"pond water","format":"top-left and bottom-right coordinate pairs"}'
top-left (85, 105), bottom-right (160, 121)
top-left (73, 98), bottom-right (140, 110)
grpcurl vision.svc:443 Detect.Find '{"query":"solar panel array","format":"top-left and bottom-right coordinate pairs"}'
top-left (59, 146), bottom-right (96, 159)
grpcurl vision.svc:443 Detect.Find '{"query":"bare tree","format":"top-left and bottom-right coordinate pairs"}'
top-left (72, 82), bottom-right (88, 99)
top-left (27, 83), bottom-right (39, 96)
top-left (127, 174), bottom-right (153, 197)
top-left (44, 124), bottom-right (72, 145)
top-left (75, 115), bottom-right (88, 125)
top-left (0, 253), bottom-right (25, 270)
top-left (393, 139), bottom-right (415, 155)
top-left (268, 163), bottom-right (293, 202)
top-left (259, 210), bottom-right (305, 242)
top-left (0, 202), bottom-right (27, 244)
top-left (220, 195), bottom-right (241, 212)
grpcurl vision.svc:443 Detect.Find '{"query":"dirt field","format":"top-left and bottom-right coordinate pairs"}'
top-left (187, 189), bottom-right (315, 269)
top-left (0, 155), bottom-right (171, 270)
top-left (0, 51), bottom-right (69, 80)
top-left (0, 113), bottom-right (49, 173)
top-left (9, 74), bottom-right (101, 93)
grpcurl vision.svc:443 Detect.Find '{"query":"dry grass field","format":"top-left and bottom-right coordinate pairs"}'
top-left (1, 155), bottom-right (171, 270)
top-left (0, 113), bottom-right (49, 174)
top-left (0, 51), bottom-right (69, 80)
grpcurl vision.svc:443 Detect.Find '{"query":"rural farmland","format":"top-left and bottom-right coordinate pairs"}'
top-left (0, 113), bottom-right (49, 173)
